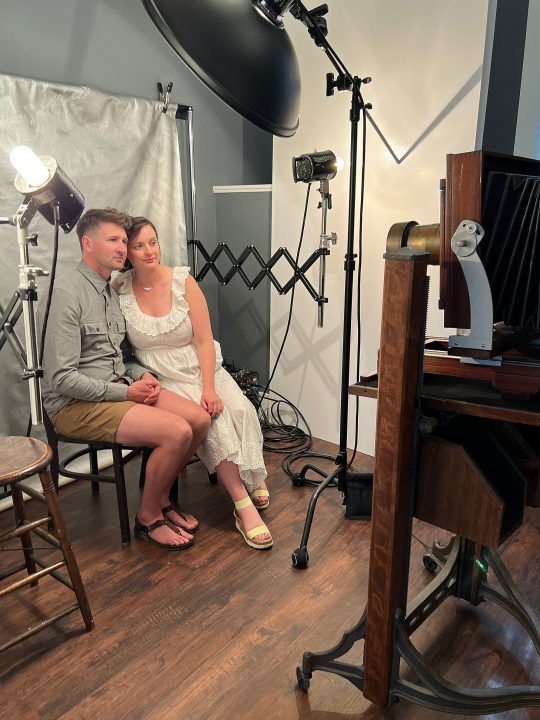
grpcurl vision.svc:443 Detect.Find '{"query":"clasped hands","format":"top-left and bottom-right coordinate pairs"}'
top-left (127, 372), bottom-right (161, 405)
top-left (127, 374), bottom-right (224, 417)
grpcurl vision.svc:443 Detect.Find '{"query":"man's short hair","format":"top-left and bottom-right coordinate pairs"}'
top-left (76, 208), bottom-right (132, 249)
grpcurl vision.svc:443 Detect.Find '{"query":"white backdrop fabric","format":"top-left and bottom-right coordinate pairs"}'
top-left (0, 73), bottom-right (186, 434)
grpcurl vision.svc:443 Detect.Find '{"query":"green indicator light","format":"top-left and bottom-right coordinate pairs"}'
top-left (475, 559), bottom-right (488, 573)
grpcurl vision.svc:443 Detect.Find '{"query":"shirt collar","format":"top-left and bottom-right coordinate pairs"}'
top-left (77, 260), bottom-right (110, 294)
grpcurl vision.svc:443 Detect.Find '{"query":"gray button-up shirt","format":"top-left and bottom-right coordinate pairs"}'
top-left (40, 260), bottom-right (149, 419)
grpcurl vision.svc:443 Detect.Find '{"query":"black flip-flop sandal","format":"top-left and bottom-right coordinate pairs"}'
top-left (134, 515), bottom-right (194, 550)
top-left (161, 503), bottom-right (200, 533)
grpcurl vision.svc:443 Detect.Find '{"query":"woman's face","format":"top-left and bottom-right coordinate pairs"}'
top-left (127, 224), bottom-right (160, 270)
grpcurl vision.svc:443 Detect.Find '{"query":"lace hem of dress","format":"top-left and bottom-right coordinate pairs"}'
top-left (209, 445), bottom-right (267, 492)
top-left (198, 435), bottom-right (267, 492)
top-left (117, 267), bottom-right (190, 337)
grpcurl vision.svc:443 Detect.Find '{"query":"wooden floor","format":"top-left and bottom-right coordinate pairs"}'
top-left (0, 438), bottom-right (539, 720)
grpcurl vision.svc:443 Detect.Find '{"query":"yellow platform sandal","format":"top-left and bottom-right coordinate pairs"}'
top-left (234, 497), bottom-right (273, 550)
top-left (249, 487), bottom-right (270, 510)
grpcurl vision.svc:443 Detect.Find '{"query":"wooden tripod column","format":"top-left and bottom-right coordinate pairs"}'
top-left (363, 248), bottom-right (430, 707)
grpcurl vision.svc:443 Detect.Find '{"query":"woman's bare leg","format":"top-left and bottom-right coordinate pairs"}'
top-left (216, 460), bottom-right (271, 543)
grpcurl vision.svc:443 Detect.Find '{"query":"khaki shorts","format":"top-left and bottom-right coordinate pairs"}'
top-left (53, 399), bottom-right (136, 443)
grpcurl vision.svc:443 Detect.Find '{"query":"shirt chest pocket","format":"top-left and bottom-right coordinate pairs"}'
top-left (82, 318), bottom-right (126, 352)
top-left (82, 319), bottom-right (126, 338)
top-left (83, 322), bottom-right (107, 336)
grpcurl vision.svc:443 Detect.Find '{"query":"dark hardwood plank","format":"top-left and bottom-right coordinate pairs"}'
top-left (0, 439), bottom-right (538, 720)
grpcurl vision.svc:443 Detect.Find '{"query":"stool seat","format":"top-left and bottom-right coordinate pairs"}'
top-left (0, 435), bottom-right (93, 653)
top-left (0, 436), bottom-right (53, 484)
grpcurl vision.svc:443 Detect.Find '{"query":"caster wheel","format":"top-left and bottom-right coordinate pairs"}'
top-left (296, 666), bottom-right (311, 691)
top-left (423, 554), bottom-right (438, 573)
top-left (208, 472), bottom-right (218, 485)
top-left (292, 547), bottom-right (309, 569)
top-left (292, 473), bottom-right (304, 487)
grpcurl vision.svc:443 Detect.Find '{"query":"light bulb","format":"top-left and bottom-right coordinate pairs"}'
top-left (336, 156), bottom-right (345, 172)
top-left (10, 146), bottom-right (50, 187)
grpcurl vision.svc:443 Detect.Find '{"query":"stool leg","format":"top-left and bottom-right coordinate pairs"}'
top-left (140, 447), bottom-right (151, 489)
top-left (38, 468), bottom-right (94, 631)
top-left (169, 476), bottom-right (179, 503)
top-left (112, 446), bottom-right (131, 544)
top-left (10, 481), bottom-right (37, 582)
top-left (90, 446), bottom-right (100, 495)
top-left (49, 437), bottom-right (60, 493)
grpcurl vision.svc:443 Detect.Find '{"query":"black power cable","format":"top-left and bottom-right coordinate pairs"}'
top-left (256, 384), bottom-right (312, 455)
top-left (256, 183), bottom-right (311, 411)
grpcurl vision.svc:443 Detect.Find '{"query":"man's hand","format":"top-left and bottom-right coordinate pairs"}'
top-left (127, 373), bottom-right (161, 405)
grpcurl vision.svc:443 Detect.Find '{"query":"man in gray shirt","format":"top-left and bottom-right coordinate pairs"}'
top-left (41, 208), bottom-right (210, 550)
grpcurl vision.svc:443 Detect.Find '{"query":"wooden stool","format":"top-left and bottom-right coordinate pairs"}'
top-left (0, 436), bottom-right (94, 652)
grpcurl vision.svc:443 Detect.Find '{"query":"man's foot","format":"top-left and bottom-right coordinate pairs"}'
top-left (161, 502), bottom-right (199, 536)
top-left (233, 496), bottom-right (272, 550)
top-left (134, 515), bottom-right (194, 550)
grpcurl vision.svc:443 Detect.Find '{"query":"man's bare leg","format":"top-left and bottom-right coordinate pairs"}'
top-left (150, 389), bottom-right (211, 531)
top-left (116, 403), bottom-right (196, 546)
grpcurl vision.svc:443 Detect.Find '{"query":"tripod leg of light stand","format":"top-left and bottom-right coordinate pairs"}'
top-left (291, 465), bottom-right (341, 569)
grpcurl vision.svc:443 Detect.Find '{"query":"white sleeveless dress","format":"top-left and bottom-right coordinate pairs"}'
top-left (117, 267), bottom-right (266, 491)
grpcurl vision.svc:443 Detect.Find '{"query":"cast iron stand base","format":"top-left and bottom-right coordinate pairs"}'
top-left (297, 537), bottom-right (540, 714)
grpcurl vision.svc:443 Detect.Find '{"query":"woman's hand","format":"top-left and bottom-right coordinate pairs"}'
top-left (200, 388), bottom-right (224, 418)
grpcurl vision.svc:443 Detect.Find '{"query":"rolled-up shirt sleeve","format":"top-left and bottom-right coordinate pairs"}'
top-left (42, 287), bottom-right (128, 404)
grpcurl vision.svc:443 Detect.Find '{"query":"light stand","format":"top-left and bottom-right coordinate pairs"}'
top-left (0, 201), bottom-right (52, 425)
top-left (316, 178), bottom-right (337, 328)
top-left (292, 150), bottom-right (340, 326)
top-left (1, 148), bottom-right (84, 426)
top-left (288, 2), bottom-right (371, 569)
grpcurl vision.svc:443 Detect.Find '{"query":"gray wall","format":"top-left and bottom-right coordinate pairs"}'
top-left (215, 192), bottom-right (272, 383)
top-left (0, 0), bottom-right (272, 434)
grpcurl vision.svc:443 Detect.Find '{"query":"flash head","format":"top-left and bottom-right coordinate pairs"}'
top-left (11, 147), bottom-right (84, 232)
top-left (292, 150), bottom-right (338, 183)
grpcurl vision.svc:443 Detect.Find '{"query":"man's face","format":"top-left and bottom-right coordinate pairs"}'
top-left (82, 221), bottom-right (128, 277)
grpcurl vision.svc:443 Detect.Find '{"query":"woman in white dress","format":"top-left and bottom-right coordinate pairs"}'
top-left (116, 217), bottom-right (272, 550)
